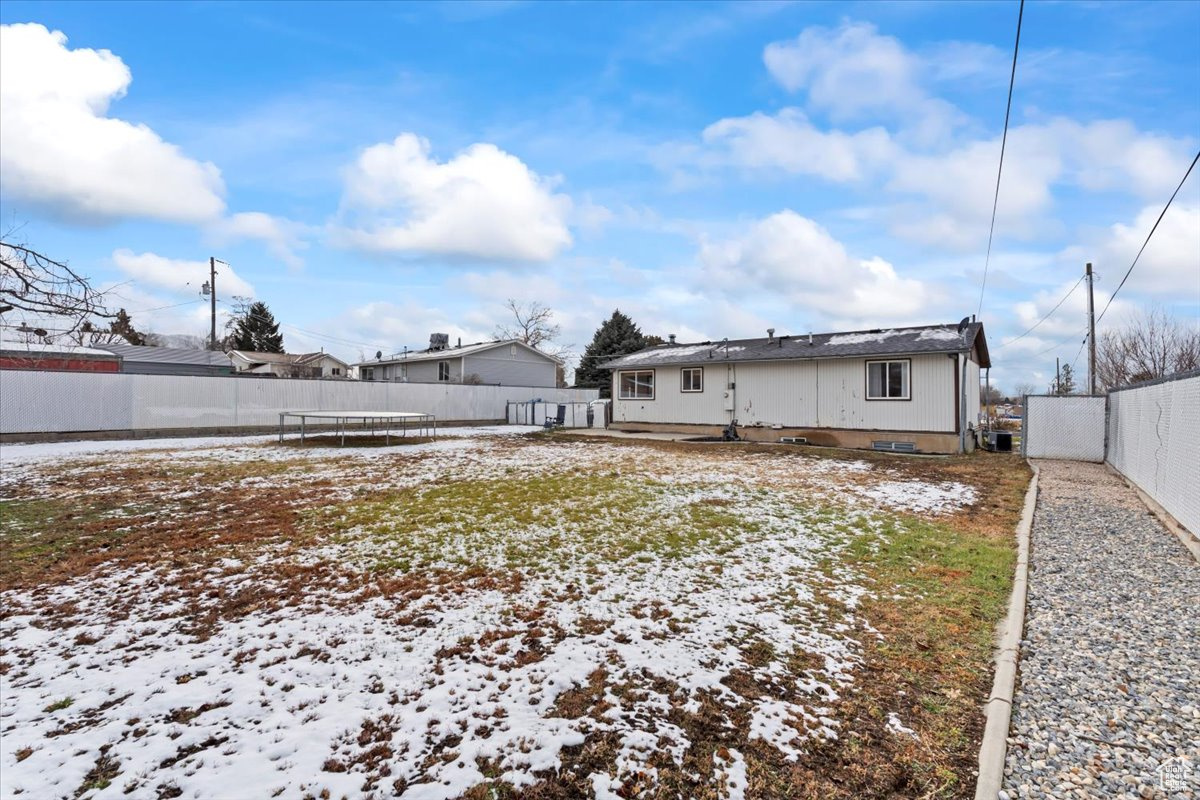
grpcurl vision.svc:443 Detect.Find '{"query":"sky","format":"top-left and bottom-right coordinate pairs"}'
top-left (1, 0), bottom-right (1197, 392)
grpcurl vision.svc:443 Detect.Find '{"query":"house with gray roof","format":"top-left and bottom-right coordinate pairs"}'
top-left (603, 320), bottom-right (990, 454)
top-left (355, 334), bottom-right (561, 387)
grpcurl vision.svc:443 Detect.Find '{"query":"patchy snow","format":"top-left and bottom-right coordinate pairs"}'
top-left (826, 329), bottom-right (903, 346)
top-left (852, 479), bottom-right (977, 514)
top-left (610, 343), bottom-right (746, 365)
top-left (916, 328), bottom-right (964, 342)
top-left (886, 712), bottom-right (920, 740)
top-left (0, 428), bottom-right (978, 797)
top-left (713, 747), bottom-right (748, 800)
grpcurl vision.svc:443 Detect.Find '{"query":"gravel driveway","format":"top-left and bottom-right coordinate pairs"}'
top-left (1002, 460), bottom-right (1199, 799)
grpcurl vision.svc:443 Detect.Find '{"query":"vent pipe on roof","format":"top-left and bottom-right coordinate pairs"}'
top-left (808, 332), bottom-right (813, 345)
top-left (668, 334), bottom-right (676, 344)
top-left (767, 328), bottom-right (775, 343)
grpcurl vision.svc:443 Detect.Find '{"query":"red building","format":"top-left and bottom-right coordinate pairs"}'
top-left (0, 341), bottom-right (122, 373)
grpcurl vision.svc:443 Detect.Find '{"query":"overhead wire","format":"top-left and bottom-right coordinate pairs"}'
top-left (1095, 148), bottom-right (1200, 325)
top-left (976, 0), bottom-right (1025, 319)
top-left (997, 274), bottom-right (1084, 349)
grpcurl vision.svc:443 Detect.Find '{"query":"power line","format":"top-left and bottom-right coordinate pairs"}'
top-left (1029, 328), bottom-right (1086, 361)
top-left (128, 298), bottom-right (204, 314)
top-left (1095, 148), bottom-right (1200, 325)
top-left (976, 0), bottom-right (1026, 320)
top-left (997, 274), bottom-right (1084, 349)
top-left (219, 300), bottom-right (393, 353)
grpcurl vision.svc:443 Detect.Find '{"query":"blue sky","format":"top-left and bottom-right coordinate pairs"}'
top-left (1, 0), bottom-right (1197, 391)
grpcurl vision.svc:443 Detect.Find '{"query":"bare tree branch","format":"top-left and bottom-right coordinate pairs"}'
top-left (1, 238), bottom-right (115, 343)
top-left (1095, 305), bottom-right (1200, 390)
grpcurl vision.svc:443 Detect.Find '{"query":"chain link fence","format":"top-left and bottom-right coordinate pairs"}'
top-left (1021, 395), bottom-right (1106, 461)
top-left (1106, 370), bottom-right (1199, 535)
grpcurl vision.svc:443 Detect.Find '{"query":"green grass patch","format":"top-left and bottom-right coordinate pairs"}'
top-left (305, 474), bottom-right (764, 572)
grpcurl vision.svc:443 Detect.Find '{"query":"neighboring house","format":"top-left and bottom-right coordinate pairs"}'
top-left (0, 340), bottom-right (122, 373)
top-left (356, 334), bottom-right (560, 387)
top-left (604, 321), bottom-right (990, 454)
top-left (227, 350), bottom-right (350, 379)
top-left (100, 343), bottom-right (234, 377)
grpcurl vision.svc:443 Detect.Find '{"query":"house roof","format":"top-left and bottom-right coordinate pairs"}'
top-left (229, 350), bottom-right (349, 367)
top-left (0, 339), bottom-right (119, 359)
top-left (604, 322), bottom-right (990, 370)
top-left (100, 343), bottom-right (231, 367)
top-left (354, 339), bottom-right (561, 366)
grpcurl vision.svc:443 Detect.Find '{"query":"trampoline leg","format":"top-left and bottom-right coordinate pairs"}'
top-left (301, 417), bottom-right (306, 445)
top-left (341, 418), bottom-right (346, 447)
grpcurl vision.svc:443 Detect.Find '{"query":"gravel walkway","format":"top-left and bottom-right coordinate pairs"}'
top-left (1002, 461), bottom-right (1199, 800)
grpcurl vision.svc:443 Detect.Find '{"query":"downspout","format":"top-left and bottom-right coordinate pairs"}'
top-left (960, 352), bottom-right (969, 454)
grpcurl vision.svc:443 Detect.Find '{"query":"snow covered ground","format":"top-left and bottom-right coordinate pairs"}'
top-left (0, 429), bottom-right (976, 799)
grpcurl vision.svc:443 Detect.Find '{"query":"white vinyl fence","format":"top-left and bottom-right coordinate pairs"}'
top-left (0, 370), bottom-right (598, 435)
top-left (1106, 371), bottom-right (1200, 535)
top-left (1021, 395), bottom-right (1107, 461)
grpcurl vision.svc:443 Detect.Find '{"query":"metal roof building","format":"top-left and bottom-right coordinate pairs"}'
top-left (101, 344), bottom-right (234, 377)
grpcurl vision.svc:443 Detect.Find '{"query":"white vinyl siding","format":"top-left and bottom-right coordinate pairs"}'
top-left (463, 346), bottom-right (558, 387)
top-left (612, 355), bottom-right (956, 432)
top-left (866, 360), bottom-right (910, 400)
top-left (618, 370), bottom-right (655, 400)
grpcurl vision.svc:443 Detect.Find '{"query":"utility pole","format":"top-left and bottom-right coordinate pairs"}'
top-left (202, 257), bottom-right (218, 350)
top-left (1056, 357), bottom-right (1061, 395)
top-left (1086, 262), bottom-right (1096, 395)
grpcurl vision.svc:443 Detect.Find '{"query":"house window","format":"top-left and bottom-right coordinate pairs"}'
top-left (331, 367), bottom-right (341, 376)
top-left (866, 359), bottom-right (910, 400)
top-left (618, 370), bottom-right (654, 400)
top-left (363, 368), bottom-right (374, 381)
top-left (438, 361), bottom-right (451, 382)
top-left (681, 367), bottom-right (703, 392)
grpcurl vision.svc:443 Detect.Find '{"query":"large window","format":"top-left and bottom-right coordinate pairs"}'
top-left (681, 367), bottom-right (703, 393)
top-left (618, 370), bottom-right (655, 400)
top-left (438, 361), bottom-right (451, 382)
top-left (866, 359), bottom-right (910, 400)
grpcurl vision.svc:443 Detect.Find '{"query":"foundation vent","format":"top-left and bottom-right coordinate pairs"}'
top-left (779, 436), bottom-right (808, 445)
top-left (872, 440), bottom-right (917, 453)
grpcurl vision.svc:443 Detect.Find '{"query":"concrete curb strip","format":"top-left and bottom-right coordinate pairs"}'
top-left (974, 461), bottom-right (1039, 800)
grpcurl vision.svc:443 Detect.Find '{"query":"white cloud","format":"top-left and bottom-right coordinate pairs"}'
top-left (210, 212), bottom-right (309, 269)
top-left (1060, 204), bottom-right (1200, 299)
top-left (0, 23), bottom-right (225, 223)
top-left (336, 133), bottom-right (573, 262)
top-left (112, 250), bottom-right (256, 299)
top-left (764, 21), bottom-right (919, 120)
top-left (886, 120), bottom-right (1195, 249)
top-left (702, 109), bottom-right (894, 182)
top-left (698, 211), bottom-right (935, 327)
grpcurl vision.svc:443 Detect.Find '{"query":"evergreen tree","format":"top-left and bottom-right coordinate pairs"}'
top-left (575, 310), bottom-right (652, 397)
top-left (80, 308), bottom-right (146, 346)
top-left (229, 300), bottom-right (284, 353)
top-left (1050, 362), bottom-right (1077, 395)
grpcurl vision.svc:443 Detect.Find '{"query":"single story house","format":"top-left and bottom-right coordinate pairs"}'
top-left (356, 335), bottom-right (560, 387)
top-left (101, 343), bottom-right (234, 377)
top-left (227, 350), bottom-right (350, 379)
top-left (0, 340), bottom-right (122, 373)
top-left (603, 321), bottom-right (990, 454)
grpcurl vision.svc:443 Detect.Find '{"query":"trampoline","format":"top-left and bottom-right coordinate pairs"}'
top-left (277, 410), bottom-right (436, 446)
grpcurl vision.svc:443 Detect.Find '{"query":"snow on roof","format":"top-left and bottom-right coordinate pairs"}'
top-left (356, 339), bottom-right (561, 366)
top-left (0, 339), bottom-right (118, 358)
top-left (605, 322), bottom-right (987, 369)
top-left (825, 329), bottom-right (905, 346)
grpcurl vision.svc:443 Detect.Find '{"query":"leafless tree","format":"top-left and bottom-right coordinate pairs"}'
top-left (1013, 382), bottom-right (1038, 400)
top-left (495, 298), bottom-right (576, 379)
top-left (1095, 305), bottom-right (1200, 391)
top-left (494, 299), bottom-right (560, 349)
top-left (1, 237), bottom-right (115, 343)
